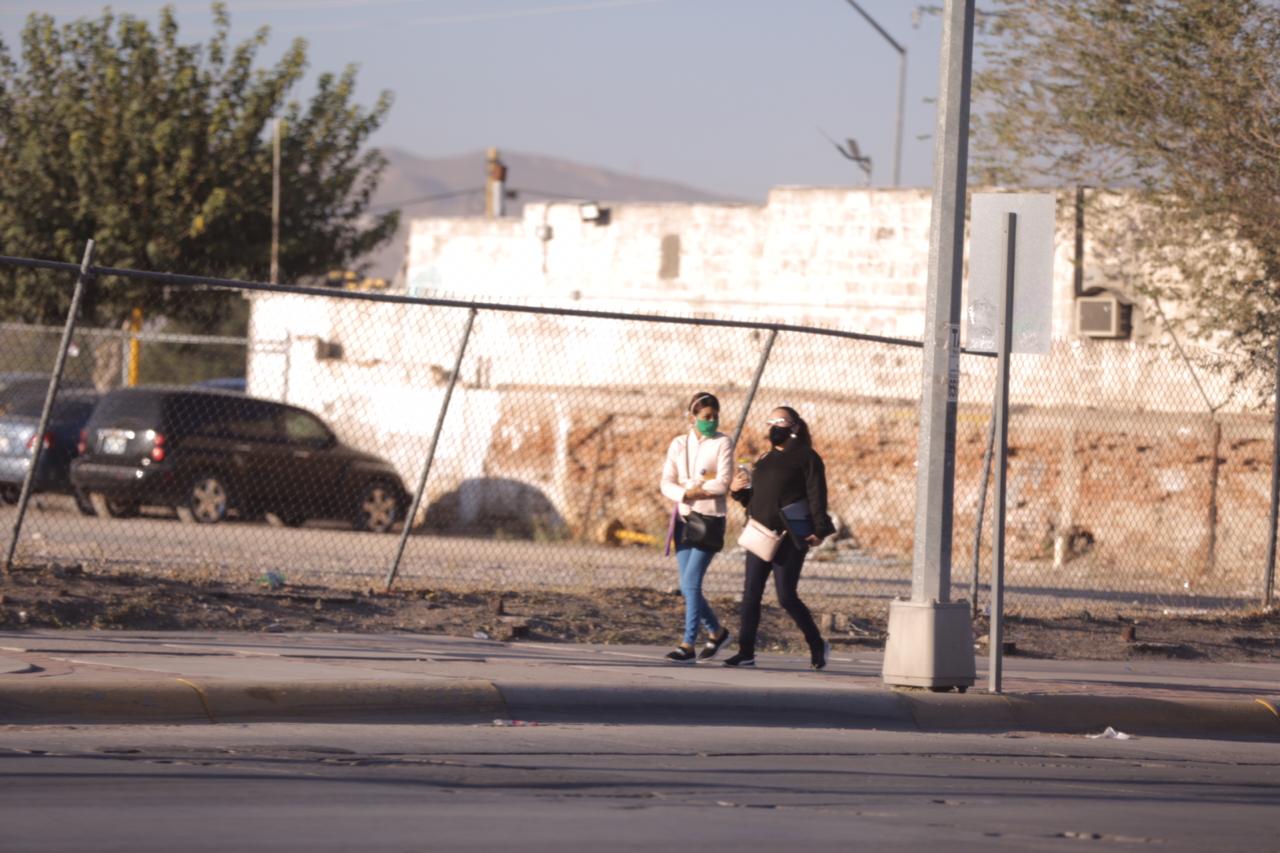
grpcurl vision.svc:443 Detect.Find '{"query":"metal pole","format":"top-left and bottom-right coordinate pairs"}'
top-left (969, 401), bottom-right (997, 618)
top-left (384, 307), bottom-right (478, 591)
top-left (5, 240), bottom-right (95, 574)
top-left (989, 212), bottom-right (1016, 694)
top-left (730, 328), bottom-right (778, 452)
top-left (909, 0), bottom-right (975, 603)
top-left (881, 0), bottom-right (975, 691)
top-left (842, 0), bottom-right (907, 186)
top-left (893, 50), bottom-right (907, 186)
top-left (1264, 332), bottom-right (1280, 608)
top-left (271, 118), bottom-right (281, 284)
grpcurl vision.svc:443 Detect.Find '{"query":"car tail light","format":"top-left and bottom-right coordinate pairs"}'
top-left (150, 432), bottom-right (166, 462)
top-left (77, 429), bottom-right (87, 455)
top-left (26, 432), bottom-right (54, 451)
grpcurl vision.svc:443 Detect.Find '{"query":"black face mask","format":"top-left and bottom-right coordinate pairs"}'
top-left (768, 425), bottom-right (793, 446)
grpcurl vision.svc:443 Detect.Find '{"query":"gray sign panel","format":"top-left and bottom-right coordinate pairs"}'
top-left (966, 193), bottom-right (1056, 354)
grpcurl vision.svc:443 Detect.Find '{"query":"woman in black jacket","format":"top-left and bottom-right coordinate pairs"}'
top-left (724, 405), bottom-right (835, 670)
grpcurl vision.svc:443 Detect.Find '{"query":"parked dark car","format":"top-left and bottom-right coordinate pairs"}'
top-left (70, 388), bottom-right (409, 531)
top-left (0, 389), bottom-right (100, 511)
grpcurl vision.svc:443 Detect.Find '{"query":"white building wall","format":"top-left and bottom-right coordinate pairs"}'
top-left (402, 187), bottom-right (1102, 342)
top-left (246, 187), bottom-right (1250, 524)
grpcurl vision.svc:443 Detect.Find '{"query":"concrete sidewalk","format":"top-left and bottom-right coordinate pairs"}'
top-left (1, 630), bottom-right (1277, 740)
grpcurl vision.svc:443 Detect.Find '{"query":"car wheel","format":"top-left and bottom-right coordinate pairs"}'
top-left (73, 488), bottom-right (96, 517)
top-left (354, 480), bottom-right (400, 533)
top-left (188, 474), bottom-right (231, 524)
top-left (279, 512), bottom-right (307, 528)
top-left (0, 485), bottom-right (19, 505)
top-left (104, 498), bottom-right (140, 519)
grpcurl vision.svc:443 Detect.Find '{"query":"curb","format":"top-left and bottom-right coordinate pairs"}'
top-left (500, 683), bottom-right (918, 729)
top-left (2, 679), bottom-right (1277, 740)
top-left (0, 678), bottom-right (507, 724)
top-left (902, 693), bottom-right (1280, 739)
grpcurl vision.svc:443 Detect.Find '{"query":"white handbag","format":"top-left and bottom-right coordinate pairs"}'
top-left (738, 517), bottom-right (784, 562)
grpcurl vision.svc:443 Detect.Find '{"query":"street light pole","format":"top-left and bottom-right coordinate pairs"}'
top-left (842, 0), bottom-right (907, 186)
top-left (881, 0), bottom-right (977, 691)
top-left (893, 49), bottom-right (907, 187)
top-left (271, 118), bottom-right (282, 284)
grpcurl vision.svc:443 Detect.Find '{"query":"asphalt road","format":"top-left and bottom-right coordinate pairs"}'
top-left (1, 497), bottom-right (1257, 613)
top-left (1, 723), bottom-right (1277, 851)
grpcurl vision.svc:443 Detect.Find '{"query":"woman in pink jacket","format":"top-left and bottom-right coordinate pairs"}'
top-left (659, 391), bottom-right (734, 663)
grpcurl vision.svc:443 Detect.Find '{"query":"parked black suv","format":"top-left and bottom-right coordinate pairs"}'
top-left (71, 388), bottom-right (408, 532)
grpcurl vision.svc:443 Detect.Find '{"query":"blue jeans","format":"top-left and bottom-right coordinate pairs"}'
top-left (675, 526), bottom-right (723, 646)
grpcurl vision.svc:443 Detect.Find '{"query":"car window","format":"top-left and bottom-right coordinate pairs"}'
top-left (280, 410), bottom-right (331, 445)
top-left (53, 400), bottom-right (96, 423)
top-left (220, 399), bottom-right (279, 441)
top-left (164, 394), bottom-right (223, 436)
top-left (90, 390), bottom-right (164, 431)
top-left (4, 394), bottom-right (46, 418)
top-left (0, 382), bottom-right (48, 415)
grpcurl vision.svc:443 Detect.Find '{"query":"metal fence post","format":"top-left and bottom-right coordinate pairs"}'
top-left (1264, 333), bottom-right (1280, 609)
top-left (384, 306), bottom-right (478, 591)
top-left (989, 213), bottom-right (1016, 694)
top-left (730, 328), bottom-right (778, 452)
top-left (4, 239), bottom-right (95, 574)
top-left (969, 403), bottom-right (997, 618)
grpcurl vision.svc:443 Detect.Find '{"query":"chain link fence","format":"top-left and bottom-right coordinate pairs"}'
top-left (2, 249), bottom-right (1277, 616)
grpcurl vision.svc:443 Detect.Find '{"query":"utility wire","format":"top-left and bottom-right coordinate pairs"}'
top-left (371, 184), bottom-right (614, 215)
top-left (510, 186), bottom-right (590, 200)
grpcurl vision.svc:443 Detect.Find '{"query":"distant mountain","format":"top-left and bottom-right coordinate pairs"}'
top-left (359, 147), bottom-right (736, 282)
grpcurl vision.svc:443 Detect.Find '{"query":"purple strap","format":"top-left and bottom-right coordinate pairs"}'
top-left (664, 503), bottom-right (679, 556)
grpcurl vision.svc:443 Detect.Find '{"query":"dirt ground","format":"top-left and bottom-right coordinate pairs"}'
top-left (1, 562), bottom-right (1278, 662)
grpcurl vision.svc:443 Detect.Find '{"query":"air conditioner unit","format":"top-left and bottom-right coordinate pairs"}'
top-left (314, 339), bottom-right (344, 361)
top-left (1075, 293), bottom-right (1133, 339)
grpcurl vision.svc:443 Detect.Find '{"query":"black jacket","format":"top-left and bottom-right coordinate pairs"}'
top-left (730, 442), bottom-right (835, 540)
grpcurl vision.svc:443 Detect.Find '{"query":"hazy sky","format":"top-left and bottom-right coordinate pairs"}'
top-left (1, 1), bottom-right (962, 199)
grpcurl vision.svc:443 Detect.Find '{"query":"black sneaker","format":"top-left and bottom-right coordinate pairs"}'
top-left (810, 639), bottom-right (832, 671)
top-left (698, 629), bottom-right (732, 661)
top-left (665, 646), bottom-right (696, 663)
top-left (723, 652), bottom-right (756, 668)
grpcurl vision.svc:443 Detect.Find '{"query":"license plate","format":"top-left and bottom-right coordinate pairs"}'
top-left (0, 436), bottom-right (8, 454)
top-left (101, 433), bottom-right (129, 455)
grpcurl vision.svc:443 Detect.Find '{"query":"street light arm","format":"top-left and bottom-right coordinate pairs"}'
top-left (840, 0), bottom-right (908, 185)
top-left (842, 0), bottom-right (906, 54)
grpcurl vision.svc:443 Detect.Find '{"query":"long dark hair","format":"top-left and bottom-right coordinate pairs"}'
top-left (777, 405), bottom-right (812, 447)
top-left (688, 391), bottom-right (720, 415)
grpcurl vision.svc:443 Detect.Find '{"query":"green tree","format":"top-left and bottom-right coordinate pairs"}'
top-left (970, 0), bottom-right (1280, 383)
top-left (0, 3), bottom-right (398, 327)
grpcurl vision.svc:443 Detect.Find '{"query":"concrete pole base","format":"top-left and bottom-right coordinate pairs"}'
top-left (881, 599), bottom-right (977, 688)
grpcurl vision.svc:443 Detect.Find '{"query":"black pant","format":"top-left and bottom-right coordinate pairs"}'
top-left (737, 537), bottom-right (823, 656)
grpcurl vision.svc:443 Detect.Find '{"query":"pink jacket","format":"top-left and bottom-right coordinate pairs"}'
top-left (660, 430), bottom-right (734, 518)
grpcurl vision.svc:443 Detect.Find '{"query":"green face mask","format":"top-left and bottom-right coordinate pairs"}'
top-left (695, 417), bottom-right (718, 438)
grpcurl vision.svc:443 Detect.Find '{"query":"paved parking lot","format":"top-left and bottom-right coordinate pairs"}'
top-left (2, 497), bottom-right (905, 596)
top-left (0, 497), bottom-right (1255, 613)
